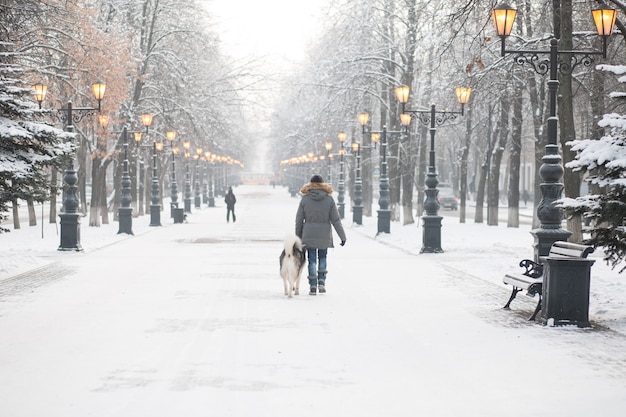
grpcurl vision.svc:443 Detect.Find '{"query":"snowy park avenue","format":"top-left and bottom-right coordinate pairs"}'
top-left (0, 184), bottom-right (625, 416)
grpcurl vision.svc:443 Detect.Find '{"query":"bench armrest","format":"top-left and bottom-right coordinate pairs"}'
top-left (519, 259), bottom-right (543, 278)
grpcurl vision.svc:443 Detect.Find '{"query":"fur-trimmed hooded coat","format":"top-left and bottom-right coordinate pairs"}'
top-left (296, 182), bottom-right (346, 249)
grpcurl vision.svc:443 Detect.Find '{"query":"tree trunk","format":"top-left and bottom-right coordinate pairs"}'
top-left (475, 159), bottom-right (487, 224)
top-left (89, 151), bottom-right (101, 227)
top-left (12, 198), bottom-right (20, 229)
top-left (415, 124), bottom-right (427, 218)
top-left (524, 0), bottom-right (546, 229)
top-left (78, 139), bottom-right (88, 216)
top-left (508, 82), bottom-right (523, 227)
top-left (590, 48), bottom-right (606, 142)
top-left (27, 198), bottom-right (36, 226)
top-left (489, 99), bottom-right (510, 226)
top-left (49, 169), bottom-right (58, 223)
top-left (399, 0), bottom-right (418, 224)
top-left (131, 150), bottom-right (139, 217)
top-left (362, 132), bottom-right (373, 217)
top-left (401, 131), bottom-right (415, 225)
top-left (459, 103), bottom-right (473, 223)
top-left (388, 134), bottom-right (400, 221)
top-left (138, 159), bottom-right (145, 216)
top-left (90, 160), bottom-right (104, 227)
top-left (475, 106), bottom-right (494, 224)
top-left (557, 0), bottom-right (583, 242)
top-left (112, 159), bottom-right (121, 221)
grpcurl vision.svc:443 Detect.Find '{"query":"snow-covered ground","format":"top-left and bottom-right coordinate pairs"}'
top-left (0, 184), bottom-right (625, 416)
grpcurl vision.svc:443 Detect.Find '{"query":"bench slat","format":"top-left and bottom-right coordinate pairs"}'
top-left (549, 247), bottom-right (586, 258)
top-left (503, 273), bottom-right (542, 289)
top-left (549, 241), bottom-right (594, 258)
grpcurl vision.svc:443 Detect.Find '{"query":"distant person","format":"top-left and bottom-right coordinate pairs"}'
top-left (225, 187), bottom-right (236, 223)
top-left (295, 174), bottom-right (346, 295)
top-left (522, 189), bottom-right (530, 207)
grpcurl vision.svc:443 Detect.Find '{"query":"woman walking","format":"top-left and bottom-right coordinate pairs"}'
top-left (296, 174), bottom-right (346, 295)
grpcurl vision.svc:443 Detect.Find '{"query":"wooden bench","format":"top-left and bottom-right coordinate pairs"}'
top-left (503, 241), bottom-right (594, 321)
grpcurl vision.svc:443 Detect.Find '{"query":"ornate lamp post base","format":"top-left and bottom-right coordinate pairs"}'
top-left (118, 207), bottom-right (134, 235)
top-left (421, 215), bottom-right (443, 253)
top-left (58, 213), bottom-right (83, 251)
top-left (377, 209), bottom-right (391, 234)
top-left (353, 206), bottom-right (363, 225)
top-left (338, 203), bottom-right (345, 219)
top-left (150, 204), bottom-right (161, 227)
top-left (531, 228), bottom-right (571, 261)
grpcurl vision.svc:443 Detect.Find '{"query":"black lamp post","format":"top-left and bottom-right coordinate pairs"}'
top-left (492, 3), bottom-right (616, 261)
top-left (194, 147), bottom-right (202, 208)
top-left (182, 140), bottom-right (192, 213)
top-left (378, 127), bottom-right (390, 234)
top-left (357, 112), bottom-right (396, 235)
top-left (207, 153), bottom-right (216, 207)
top-left (118, 127), bottom-right (133, 235)
top-left (337, 132), bottom-right (347, 219)
top-left (351, 140), bottom-right (363, 225)
top-left (166, 130), bottom-right (180, 220)
top-left (324, 141), bottom-right (333, 185)
top-left (139, 113), bottom-right (161, 227)
top-left (33, 81), bottom-right (106, 251)
top-left (395, 85), bottom-right (471, 253)
top-left (132, 131), bottom-right (145, 216)
top-left (202, 152), bottom-right (209, 205)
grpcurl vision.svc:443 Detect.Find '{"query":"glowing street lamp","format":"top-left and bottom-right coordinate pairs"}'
top-left (395, 84), bottom-right (470, 252)
top-left (33, 81), bottom-right (107, 250)
top-left (491, 2), bottom-right (616, 260)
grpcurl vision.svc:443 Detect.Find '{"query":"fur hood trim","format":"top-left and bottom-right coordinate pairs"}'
top-left (300, 182), bottom-right (334, 195)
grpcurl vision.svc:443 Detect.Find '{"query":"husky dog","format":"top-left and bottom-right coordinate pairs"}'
top-left (279, 235), bottom-right (306, 298)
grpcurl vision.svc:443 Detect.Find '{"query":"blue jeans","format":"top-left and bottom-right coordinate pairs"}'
top-left (306, 248), bottom-right (327, 277)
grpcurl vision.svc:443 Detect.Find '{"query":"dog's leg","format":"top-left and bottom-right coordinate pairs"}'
top-left (294, 277), bottom-right (300, 295)
top-left (283, 277), bottom-right (289, 296)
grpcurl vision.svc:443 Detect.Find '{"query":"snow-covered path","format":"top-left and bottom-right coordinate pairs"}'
top-left (0, 185), bottom-right (625, 416)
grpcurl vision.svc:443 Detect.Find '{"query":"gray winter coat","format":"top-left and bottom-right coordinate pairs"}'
top-left (296, 182), bottom-right (347, 249)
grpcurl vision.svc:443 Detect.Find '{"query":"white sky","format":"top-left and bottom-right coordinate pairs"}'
top-left (201, 1), bottom-right (329, 174)
top-left (206, 0), bottom-right (326, 65)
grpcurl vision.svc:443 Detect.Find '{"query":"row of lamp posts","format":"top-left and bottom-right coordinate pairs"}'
top-left (34, 3), bottom-right (616, 257)
top-left (330, 86), bottom-right (470, 248)
top-left (32, 80), bottom-right (240, 250)
top-left (324, 3), bottom-right (616, 259)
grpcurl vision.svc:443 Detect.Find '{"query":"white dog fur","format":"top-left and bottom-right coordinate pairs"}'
top-left (279, 235), bottom-right (306, 298)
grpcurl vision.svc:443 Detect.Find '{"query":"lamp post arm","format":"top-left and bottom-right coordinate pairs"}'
top-left (403, 107), bottom-right (463, 127)
top-left (56, 102), bottom-right (100, 128)
top-left (502, 35), bottom-right (610, 75)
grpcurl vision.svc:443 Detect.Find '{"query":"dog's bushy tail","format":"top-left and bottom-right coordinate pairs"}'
top-left (284, 234), bottom-right (303, 256)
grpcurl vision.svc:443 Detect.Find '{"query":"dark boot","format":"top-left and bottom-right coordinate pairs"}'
top-left (317, 270), bottom-right (327, 293)
top-left (307, 276), bottom-right (317, 295)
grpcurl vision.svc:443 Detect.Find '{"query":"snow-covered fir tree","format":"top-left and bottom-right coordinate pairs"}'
top-left (561, 64), bottom-right (626, 273)
top-left (0, 43), bottom-right (73, 232)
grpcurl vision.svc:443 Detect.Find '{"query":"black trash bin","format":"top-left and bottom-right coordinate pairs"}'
top-left (172, 207), bottom-right (185, 224)
top-left (541, 257), bottom-right (595, 327)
